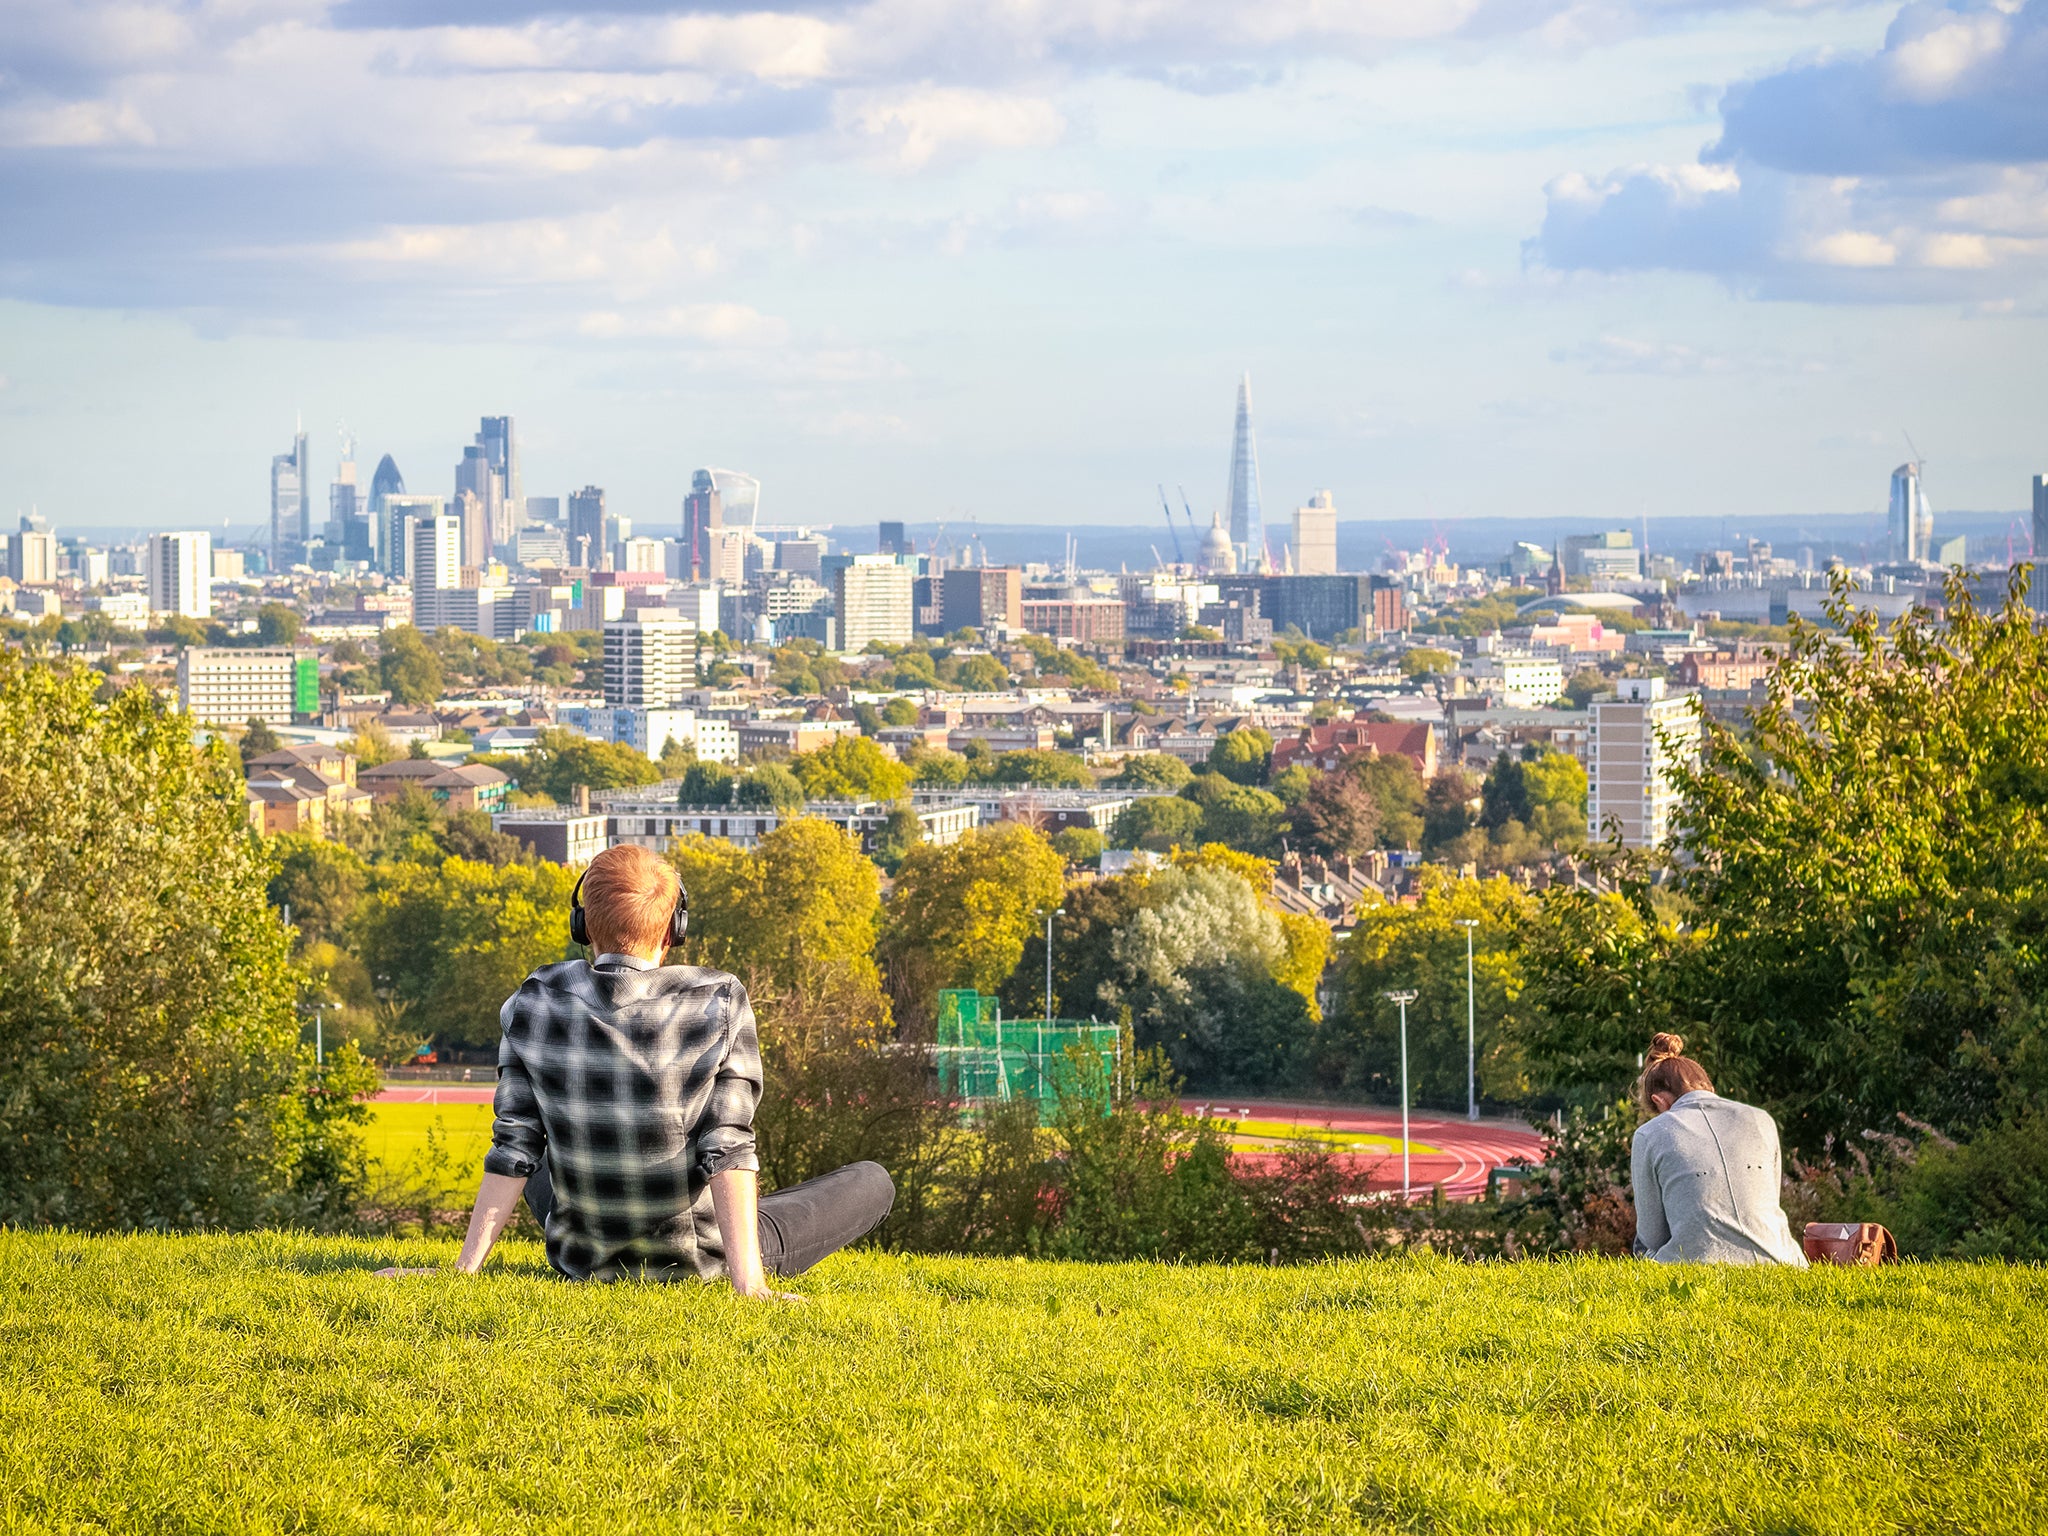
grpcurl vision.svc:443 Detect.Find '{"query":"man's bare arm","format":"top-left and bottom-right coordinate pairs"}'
top-left (709, 1168), bottom-right (800, 1301)
top-left (454, 1171), bottom-right (529, 1274)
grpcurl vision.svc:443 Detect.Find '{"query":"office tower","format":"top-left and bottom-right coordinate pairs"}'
top-left (451, 488), bottom-right (490, 570)
top-left (454, 444), bottom-right (503, 555)
top-left (1561, 530), bottom-right (1642, 580)
top-left (620, 537), bottom-right (666, 574)
top-left (878, 521), bottom-right (910, 558)
top-left (147, 531), bottom-right (213, 619)
top-left (603, 609), bottom-right (695, 707)
top-left (1587, 677), bottom-right (1699, 849)
top-left (682, 469), bottom-right (721, 581)
top-left (1226, 374), bottom-right (1264, 571)
top-left (526, 495), bottom-right (560, 525)
top-left (7, 517), bottom-right (58, 586)
top-left (515, 524), bottom-right (569, 568)
top-left (2034, 476), bottom-right (2048, 612)
top-left (834, 555), bottom-right (915, 651)
top-left (411, 515), bottom-right (462, 631)
top-left (370, 453), bottom-right (405, 508)
top-left (1890, 462), bottom-right (1931, 563)
top-left (568, 485), bottom-right (607, 570)
top-left (178, 648), bottom-right (315, 728)
top-left (479, 416), bottom-right (522, 539)
top-left (1293, 490), bottom-right (1338, 576)
top-left (270, 427), bottom-right (309, 569)
top-left (381, 494), bottom-right (441, 579)
top-left (941, 566), bottom-right (1022, 633)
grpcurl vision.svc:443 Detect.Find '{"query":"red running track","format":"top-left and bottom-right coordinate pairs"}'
top-left (1185, 1097), bottom-right (1546, 1201)
top-left (372, 1086), bottom-right (1547, 1202)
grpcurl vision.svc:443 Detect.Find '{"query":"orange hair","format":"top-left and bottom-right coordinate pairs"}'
top-left (1634, 1032), bottom-right (1714, 1115)
top-left (579, 844), bottom-right (680, 956)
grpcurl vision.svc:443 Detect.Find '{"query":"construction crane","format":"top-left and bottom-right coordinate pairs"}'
top-left (1178, 486), bottom-right (1202, 542)
top-left (1157, 485), bottom-right (1185, 564)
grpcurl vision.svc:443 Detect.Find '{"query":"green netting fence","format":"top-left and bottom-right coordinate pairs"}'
top-left (935, 989), bottom-right (1122, 1123)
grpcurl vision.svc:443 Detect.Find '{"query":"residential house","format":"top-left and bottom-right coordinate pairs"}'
top-left (358, 758), bottom-right (512, 813)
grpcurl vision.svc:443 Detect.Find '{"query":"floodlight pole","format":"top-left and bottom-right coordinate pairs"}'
top-left (1456, 919), bottom-right (1479, 1122)
top-left (1385, 989), bottom-right (1418, 1199)
top-left (1040, 907), bottom-right (1066, 1021)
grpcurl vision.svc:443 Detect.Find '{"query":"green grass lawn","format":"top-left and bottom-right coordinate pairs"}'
top-left (361, 1101), bottom-right (495, 1177)
top-left (2, 1233), bottom-right (2039, 1534)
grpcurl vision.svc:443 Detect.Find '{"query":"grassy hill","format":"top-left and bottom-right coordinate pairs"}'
top-left (3, 1231), bottom-right (2040, 1533)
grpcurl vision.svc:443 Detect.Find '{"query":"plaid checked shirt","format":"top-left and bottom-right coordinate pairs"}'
top-left (484, 956), bottom-right (763, 1282)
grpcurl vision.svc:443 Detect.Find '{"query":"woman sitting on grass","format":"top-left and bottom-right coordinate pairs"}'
top-left (1630, 1033), bottom-right (1807, 1267)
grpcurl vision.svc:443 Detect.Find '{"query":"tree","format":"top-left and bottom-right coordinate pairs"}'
top-left (1268, 763), bottom-right (1315, 807)
top-left (267, 834), bottom-right (368, 948)
top-left (657, 736), bottom-right (697, 778)
top-left (378, 626), bottom-right (444, 706)
top-left (1182, 772), bottom-right (1285, 855)
top-left (1522, 750), bottom-right (1587, 846)
top-left (255, 603), bottom-right (302, 647)
top-left (881, 697), bottom-right (921, 727)
top-left (0, 655), bottom-right (325, 1229)
top-left (670, 819), bottom-right (885, 1003)
top-left (1289, 767), bottom-right (1381, 858)
top-left (872, 805), bottom-right (924, 873)
top-left (352, 857), bottom-right (576, 1048)
top-left (1324, 870), bottom-right (1537, 1109)
top-left (1478, 755), bottom-right (1531, 832)
top-left (1564, 667), bottom-right (1606, 709)
top-left (909, 747), bottom-right (970, 787)
top-left (1354, 754), bottom-right (1425, 849)
top-left (678, 760), bottom-right (738, 805)
top-left (790, 734), bottom-right (913, 803)
top-left (1400, 647), bottom-right (1458, 678)
top-left (885, 823), bottom-right (1066, 997)
top-left (1051, 827), bottom-right (1105, 868)
top-left (506, 729), bottom-right (660, 803)
top-left (1422, 772), bottom-right (1479, 854)
top-left (1111, 753), bottom-right (1193, 791)
top-left (239, 716), bottom-right (282, 763)
top-left (1208, 727), bottom-right (1272, 785)
top-left (983, 749), bottom-right (1092, 789)
top-left (346, 718), bottom-right (401, 768)
top-left (952, 654), bottom-right (1009, 692)
top-left (737, 761), bottom-right (805, 812)
top-left (1108, 794), bottom-right (1204, 851)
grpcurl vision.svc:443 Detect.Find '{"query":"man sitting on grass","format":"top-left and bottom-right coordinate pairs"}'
top-left (401, 843), bottom-right (893, 1297)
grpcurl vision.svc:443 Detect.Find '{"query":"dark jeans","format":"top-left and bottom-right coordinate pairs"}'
top-left (523, 1159), bottom-right (894, 1278)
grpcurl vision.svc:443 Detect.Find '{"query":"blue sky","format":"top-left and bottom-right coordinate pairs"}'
top-left (1, 0), bottom-right (2045, 538)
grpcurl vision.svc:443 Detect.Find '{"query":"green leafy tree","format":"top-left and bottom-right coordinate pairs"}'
top-left (951, 654), bottom-right (1009, 692)
top-left (378, 626), bottom-right (444, 706)
top-left (1422, 772), bottom-right (1480, 854)
top-left (737, 761), bottom-right (806, 812)
top-left (239, 716), bottom-right (282, 762)
top-left (1354, 754), bottom-right (1426, 849)
top-left (885, 823), bottom-right (1067, 997)
top-left (1108, 794), bottom-right (1205, 851)
top-left (507, 729), bottom-right (660, 803)
top-left (984, 749), bottom-right (1092, 789)
top-left (881, 697), bottom-right (921, 727)
top-left (1268, 763), bottom-right (1315, 807)
top-left (267, 834), bottom-right (368, 949)
top-left (1182, 772), bottom-right (1285, 855)
top-left (1051, 826), bottom-right (1105, 868)
top-left (1401, 647), bottom-right (1459, 678)
top-left (1564, 667), bottom-right (1606, 709)
top-left (790, 735), bottom-right (913, 803)
top-left (1111, 753), bottom-right (1193, 791)
top-left (909, 747), bottom-right (970, 787)
top-left (1325, 870), bottom-right (1537, 1109)
top-left (345, 718), bottom-right (401, 768)
top-left (678, 760), bottom-right (738, 806)
top-left (352, 857), bottom-right (577, 1048)
top-left (0, 655), bottom-right (324, 1229)
top-left (1207, 727), bottom-right (1273, 785)
top-left (255, 603), bottom-right (302, 646)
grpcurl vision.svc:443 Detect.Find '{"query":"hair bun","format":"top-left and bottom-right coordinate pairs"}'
top-left (1646, 1032), bottom-right (1686, 1063)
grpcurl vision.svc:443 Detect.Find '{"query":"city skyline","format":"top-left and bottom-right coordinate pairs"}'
top-left (2, 0), bottom-right (2046, 530)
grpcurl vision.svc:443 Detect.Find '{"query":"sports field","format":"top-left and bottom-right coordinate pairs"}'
top-left (3, 1230), bottom-right (2039, 1533)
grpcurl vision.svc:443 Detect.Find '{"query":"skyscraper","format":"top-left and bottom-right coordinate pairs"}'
top-left (453, 488), bottom-right (491, 570)
top-left (411, 515), bottom-right (461, 631)
top-left (2033, 474), bottom-right (2048, 613)
top-left (878, 521), bottom-right (909, 558)
top-left (8, 516), bottom-right (58, 586)
top-left (147, 531), bottom-right (213, 619)
top-left (370, 454), bottom-right (405, 508)
top-left (1292, 490), bottom-right (1337, 575)
top-left (1889, 462), bottom-right (1931, 563)
top-left (381, 494), bottom-right (441, 579)
top-left (1226, 374), bottom-right (1264, 571)
top-left (270, 427), bottom-right (309, 570)
top-left (682, 469), bottom-right (721, 582)
top-left (479, 416), bottom-right (523, 544)
top-left (603, 609), bottom-right (696, 707)
top-left (568, 485), bottom-right (607, 570)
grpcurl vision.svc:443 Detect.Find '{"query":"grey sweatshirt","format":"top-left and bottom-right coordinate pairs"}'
top-left (1630, 1090), bottom-right (1809, 1266)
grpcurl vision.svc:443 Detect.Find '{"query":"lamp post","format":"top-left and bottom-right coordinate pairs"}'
top-left (1385, 989), bottom-right (1418, 1199)
top-left (1455, 918), bottom-right (1479, 1122)
top-left (1036, 907), bottom-right (1067, 1020)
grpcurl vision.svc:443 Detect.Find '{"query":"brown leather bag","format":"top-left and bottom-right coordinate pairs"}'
top-left (1803, 1222), bottom-right (1898, 1265)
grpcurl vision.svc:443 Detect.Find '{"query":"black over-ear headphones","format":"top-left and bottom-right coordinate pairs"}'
top-left (569, 870), bottom-right (689, 951)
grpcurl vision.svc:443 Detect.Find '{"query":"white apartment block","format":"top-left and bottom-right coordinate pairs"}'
top-left (147, 531), bottom-right (213, 618)
top-left (1469, 655), bottom-right (1566, 709)
top-left (179, 648), bottom-right (308, 728)
top-left (409, 516), bottom-right (462, 631)
top-left (1586, 677), bottom-right (1700, 849)
top-left (603, 609), bottom-right (696, 706)
top-left (834, 555), bottom-right (914, 652)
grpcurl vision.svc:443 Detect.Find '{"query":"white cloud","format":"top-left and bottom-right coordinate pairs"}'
top-left (838, 86), bottom-right (1065, 169)
top-left (579, 303), bottom-right (789, 346)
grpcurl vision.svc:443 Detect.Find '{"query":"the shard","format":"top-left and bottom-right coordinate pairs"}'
top-left (1227, 374), bottom-right (1263, 569)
